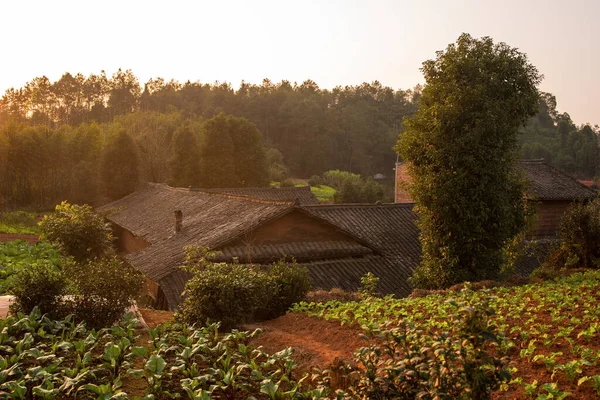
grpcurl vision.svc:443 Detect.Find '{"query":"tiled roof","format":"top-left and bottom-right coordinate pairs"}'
top-left (301, 203), bottom-right (422, 297)
top-left (193, 186), bottom-right (319, 205)
top-left (213, 240), bottom-right (373, 264)
top-left (98, 183), bottom-right (294, 281)
top-left (519, 160), bottom-right (597, 201)
top-left (303, 203), bottom-right (421, 259)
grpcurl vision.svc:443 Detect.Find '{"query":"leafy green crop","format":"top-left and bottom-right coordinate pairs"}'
top-left (0, 308), bottom-right (139, 399)
top-left (291, 270), bottom-right (600, 398)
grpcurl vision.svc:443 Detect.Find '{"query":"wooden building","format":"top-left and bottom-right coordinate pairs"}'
top-left (395, 159), bottom-right (597, 237)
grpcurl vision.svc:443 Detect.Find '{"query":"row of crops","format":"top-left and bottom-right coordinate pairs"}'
top-left (291, 270), bottom-right (600, 399)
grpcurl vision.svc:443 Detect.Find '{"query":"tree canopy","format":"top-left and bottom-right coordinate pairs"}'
top-left (0, 67), bottom-right (596, 210)
top-left (396, 33), bottom-right (542, 289)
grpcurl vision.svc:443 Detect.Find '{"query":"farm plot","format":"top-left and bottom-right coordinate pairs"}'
top-left (292, 270), bottom-right (600, 398)
top-left (0, 240), bottom-right (61, 295)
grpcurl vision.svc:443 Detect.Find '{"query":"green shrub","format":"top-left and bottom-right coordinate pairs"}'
top-left (346, 294), bottom-right (510, 399)
top-left (10, 263), bottom-right (67, 318)
top-left (177, 260), bottom-right (275, 330)
top-left (9, 262), bottom-right (67, 318)
top-left (322, 169), bottom-right (362, 190)
top-left (63, 256), bottom-right (143, 328)
top-left (176, 247), bottom-right (311, 329)
top-left (279, 179), bottom-right (296, 188)
top-left (308, 174), bottom-right (323, 187)
top-left (0, 240), bottom-right (62, 295)
top-left (39, 201), bottom-right (114, 262)
top-left (261, 260), bottom-right (311, 319)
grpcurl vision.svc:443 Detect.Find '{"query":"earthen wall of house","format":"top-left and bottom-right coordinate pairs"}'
top-left (395, 163), bottom-right (414, 203)
top-left (226, 209), bottom-right (354, 247)
top-left (529, 200), bottom-right (571, 238)
top-left (111, 223), bottom-right (150, 254)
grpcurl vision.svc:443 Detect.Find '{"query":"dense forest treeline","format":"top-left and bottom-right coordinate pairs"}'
top-left (0, 70), bottom-right (598, 209)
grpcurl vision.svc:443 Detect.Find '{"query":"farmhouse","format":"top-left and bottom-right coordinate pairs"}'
top-left (395, 159), bottom-right (597, 237)
top-left (98, 184), bottom-right (420, 310)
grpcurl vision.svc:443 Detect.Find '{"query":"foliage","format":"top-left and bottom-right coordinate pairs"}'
top-left (260, 260), bottom-right (312, 319)
top-left (0, 308), bottom-right (140, 399)
top-left (0, 211), bottom-right (42, 234)
top-left (0, 240), bottom-right (62, 295)
top-left (63, 256), bottom-right (144, 329)
top-left (199, 113), bottom-right (269, 188)
top-left (101, 129), bottom-right (140, 201)
top-left (293, 270), bottom-right (600, 399)
top-left (266, 147), bottom-right (289, 182)
top-left (39, 201), bottom-right (114, 262)
top-left (321, 170), bottom-right (362, 190)
top-left (310, 184), bottom-right (336, 203)
top-left (9, 262), bottom-right (67, 318)
top-left (132, 322), bottom-right (333, 399)
top-left (537, 198), bottom-right (600, 276)
top-left (176, 247), bottom-right (310, 330)
top-left (169, 119), bottom-right (202, 187)
top-left (279, 179), bottom-right (296, 188)
top-left (396, 33), bottom-right (541, 289)
top-left (358, 272), bottom-right (380, 298)
top-left (309, 170), bottom-right (387, 203)
top-left (520, 94), bottom-right (598, 178)
top-left (346, 295), bottom-right (509, 399)
top-left (3, 70), bottom-right (593, 210)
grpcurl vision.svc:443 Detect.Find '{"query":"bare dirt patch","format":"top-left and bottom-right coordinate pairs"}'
top-left (246, 312), bottom-right (366, 374)
top-left (0, 233), bottom-right (38, 244)
top-left (137, 309), bottom-right (367, 376)
top-left (138, 308), bottom-right (175, 328)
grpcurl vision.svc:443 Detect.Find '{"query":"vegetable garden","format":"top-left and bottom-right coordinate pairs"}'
top-left (292, 270), bottom-right (600, 399)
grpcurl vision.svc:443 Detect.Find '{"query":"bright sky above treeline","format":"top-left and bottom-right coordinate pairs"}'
top-left (1, 0), bottom-right (598, 126)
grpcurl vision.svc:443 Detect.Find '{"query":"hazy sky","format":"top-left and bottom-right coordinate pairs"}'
top-left (1, 0), bottom-right (598, 125)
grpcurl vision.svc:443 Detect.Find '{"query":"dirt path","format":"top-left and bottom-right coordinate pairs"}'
top-left (137, 309), bottom-right (366, 374)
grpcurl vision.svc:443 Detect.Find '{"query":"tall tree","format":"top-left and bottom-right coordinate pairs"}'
top-left (396, 33), bottom-right (541, 289)
top-left (169, 120), bottom-right (202, 187)
top-left (199, 113), bottom-right (238, 187)
top-left (101, 129), bottom-right (139, 200)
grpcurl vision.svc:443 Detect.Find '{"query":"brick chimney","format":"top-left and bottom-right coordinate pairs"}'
top-left (174, 210), bottom-right (183, 233)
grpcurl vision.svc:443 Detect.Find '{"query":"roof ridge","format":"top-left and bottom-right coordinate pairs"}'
top-left (304, 202), bottom-right (415, 209)
top-left (203, 192), bottom-right (294, 206)
top-left (147, 183), bottom-right (295, 206)
top-left (519, 159), bottom-right (546, 164)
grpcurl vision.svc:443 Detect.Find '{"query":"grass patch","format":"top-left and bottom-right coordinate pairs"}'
top-left (0, 211), bottom-right (43, 234)
top-left (310, 185), bottom-right (336, 203)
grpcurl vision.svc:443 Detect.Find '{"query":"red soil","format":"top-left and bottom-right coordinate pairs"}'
top-left (137, 309), bottom-right (367, 375)
top-left (0, 233), bottom-right (38, 244)
top-left (246, 313), bottom-right (367, 374)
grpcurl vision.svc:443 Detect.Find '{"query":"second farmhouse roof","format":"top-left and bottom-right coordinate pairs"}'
top-left (193, 186), bottom-right (319, 205)
top-left (519, 160), bottom-right (597, 201)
